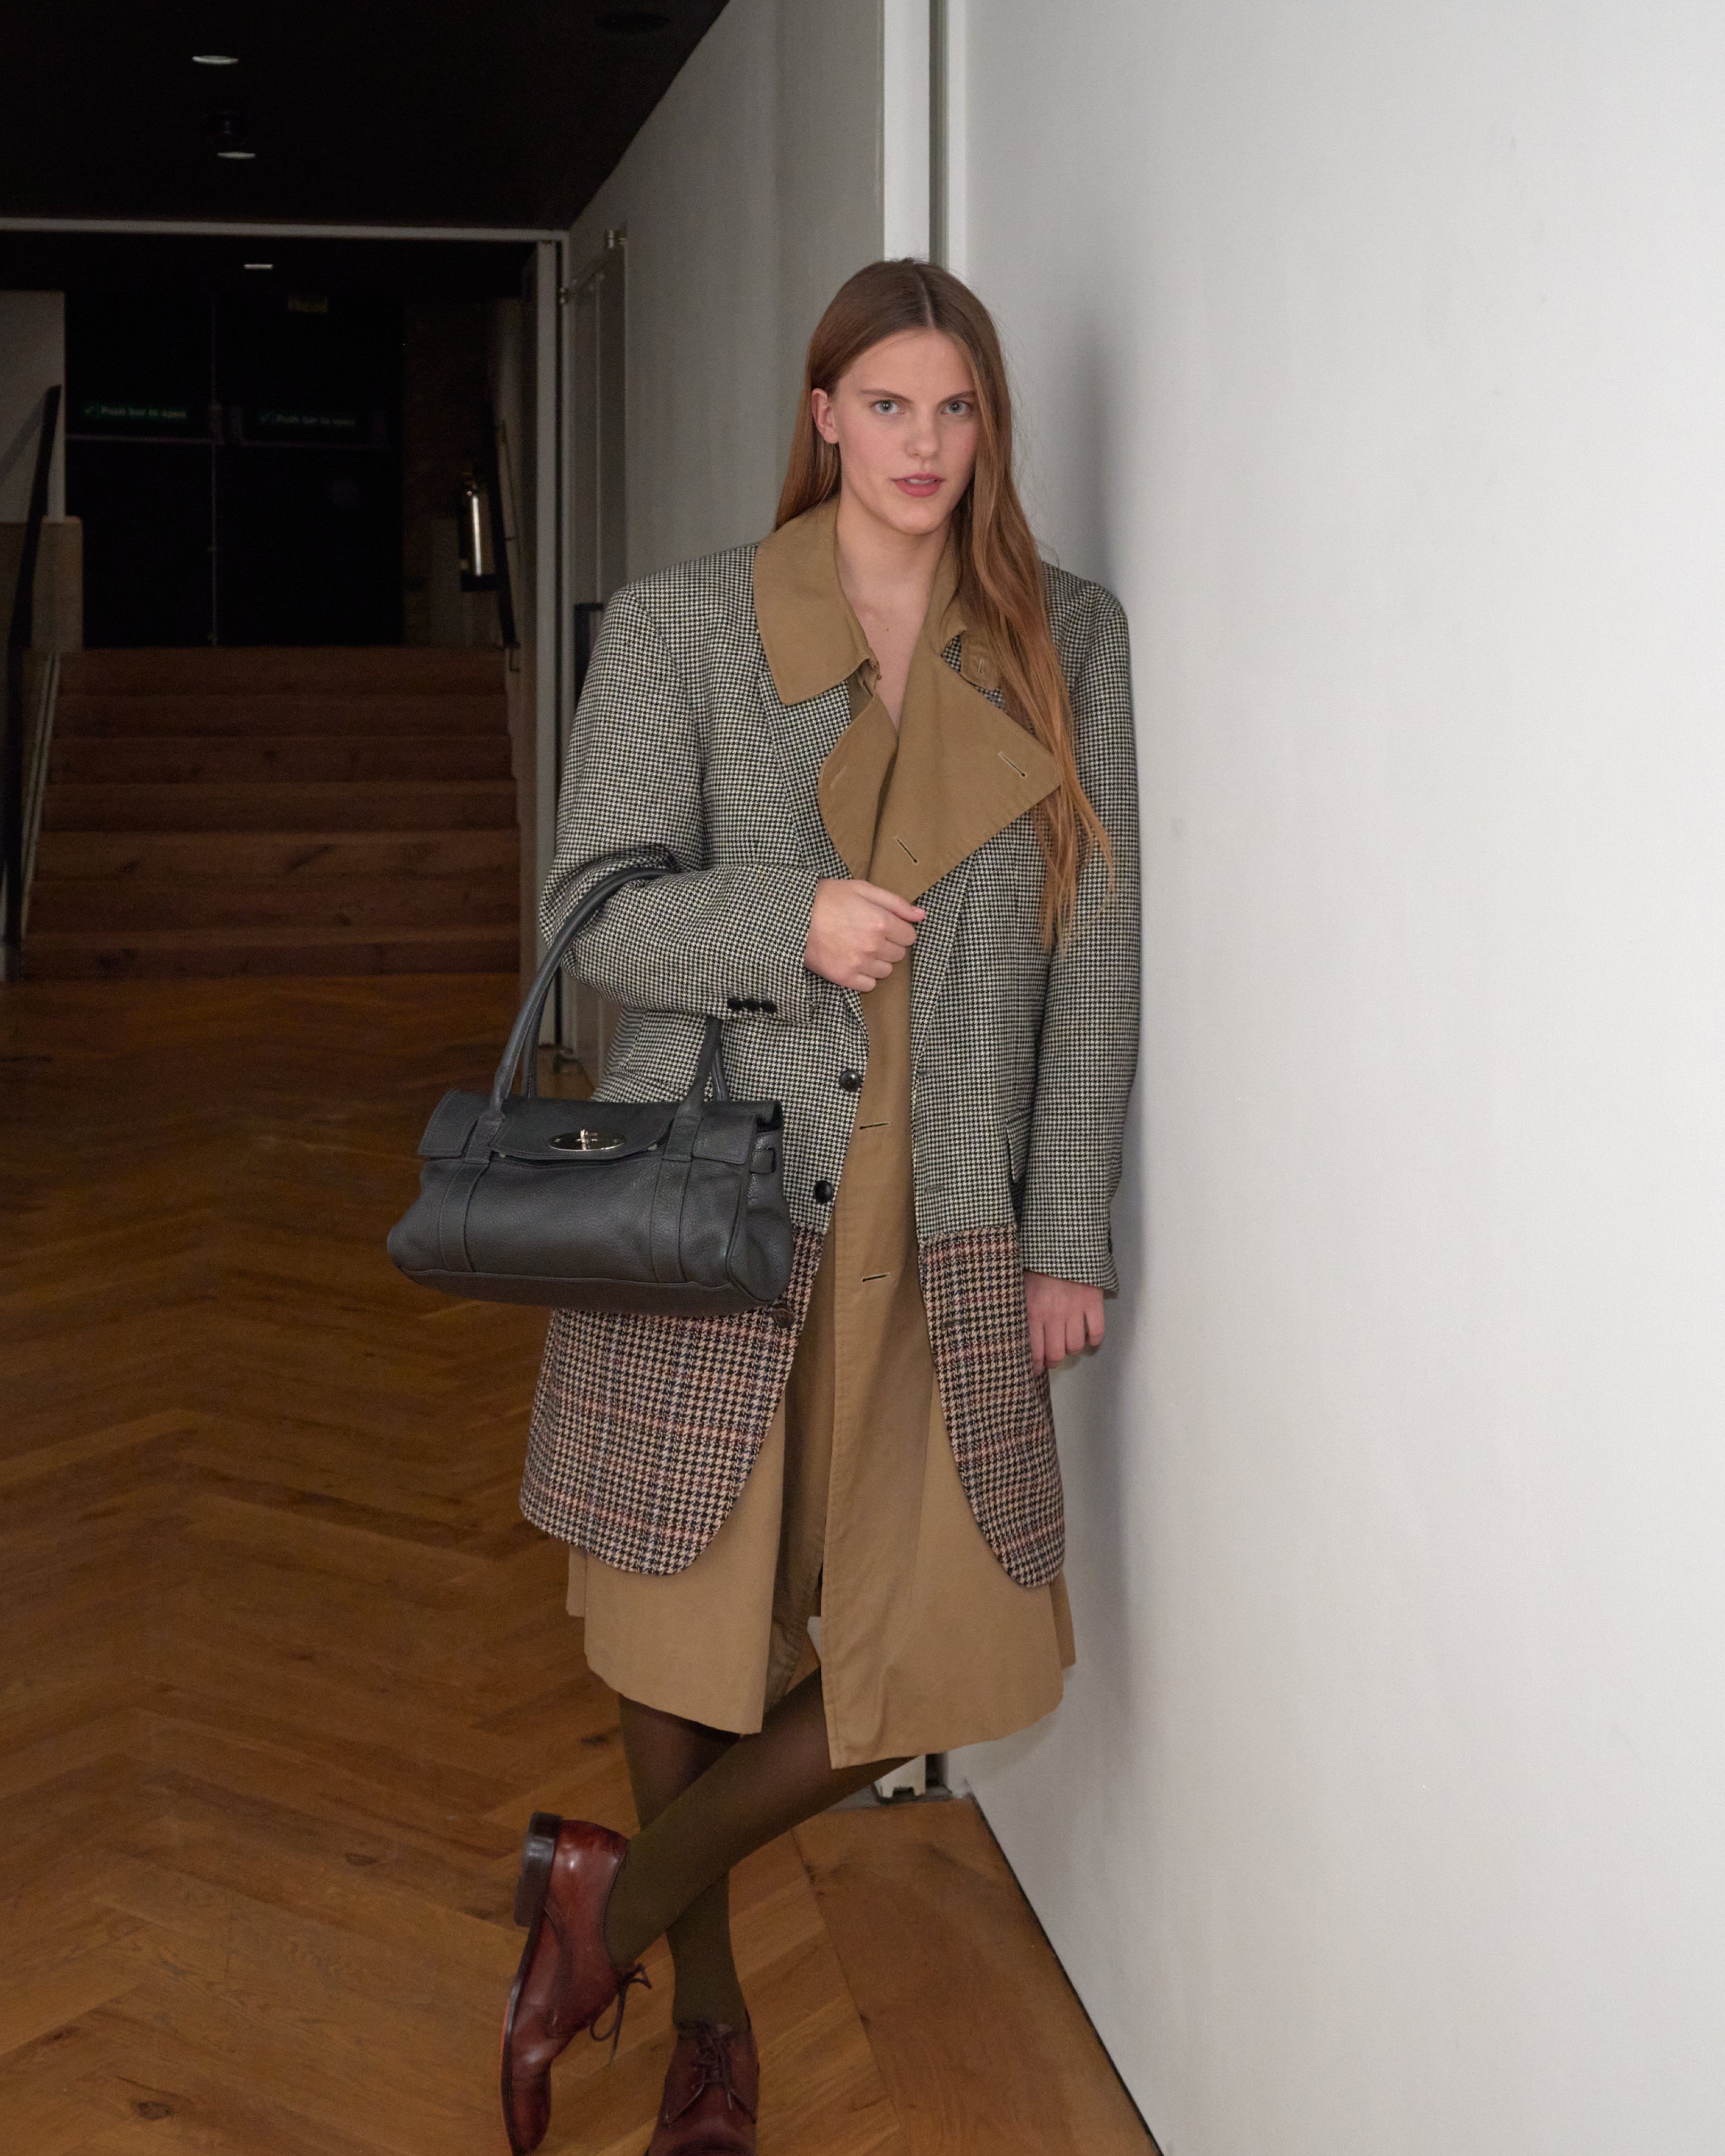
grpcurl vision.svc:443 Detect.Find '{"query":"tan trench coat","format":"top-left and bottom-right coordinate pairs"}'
top-left (571, 514), bottom-right (1075, 1764)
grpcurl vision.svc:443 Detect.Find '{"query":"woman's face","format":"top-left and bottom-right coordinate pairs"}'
top-left (811, 328), bottom-right (980, 538)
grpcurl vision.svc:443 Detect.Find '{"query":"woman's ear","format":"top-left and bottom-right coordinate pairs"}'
top-left (810, 386), bottom-right (840, 446)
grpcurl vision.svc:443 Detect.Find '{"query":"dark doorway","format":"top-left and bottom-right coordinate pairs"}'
top-left (66, 290), bottom-right (404, 646)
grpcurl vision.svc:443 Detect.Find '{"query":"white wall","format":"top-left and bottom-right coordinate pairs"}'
top-left (949, 6), bottom-right (1725, 2153)
top-left (0, 292), bottom-right (65, 521)
top-left (566, 0), bottom-right (884, 577)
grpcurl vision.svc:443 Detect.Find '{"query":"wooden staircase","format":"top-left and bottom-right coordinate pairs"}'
top-left (26, 646), bottom-right (520, 978)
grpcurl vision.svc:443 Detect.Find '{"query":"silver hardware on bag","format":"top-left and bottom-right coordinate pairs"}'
top-left (549, 1128), bottom-right (626, 1152)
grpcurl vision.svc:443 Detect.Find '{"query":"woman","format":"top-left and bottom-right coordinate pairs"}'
top-left (501, 258), bottom-right (1139, 2155)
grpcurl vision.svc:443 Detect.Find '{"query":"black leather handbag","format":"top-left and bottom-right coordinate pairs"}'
top-left (387, 855), bottom-right (793, 1313)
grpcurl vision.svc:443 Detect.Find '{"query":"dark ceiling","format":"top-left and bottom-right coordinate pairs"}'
top-left (0, 2), bottom-right (729, 232)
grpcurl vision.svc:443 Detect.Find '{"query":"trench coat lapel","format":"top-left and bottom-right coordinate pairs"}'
top-left (752, 498), bottom-right (866, 879)
top-left (878, 627), bottom-right (1060, 1068)
top-left (816, 690), bottom-right (897, 878)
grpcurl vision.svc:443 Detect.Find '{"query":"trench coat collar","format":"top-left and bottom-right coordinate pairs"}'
top-left (753, 491), bottom-right (1001, 705)
top-left (754, 495), bottom-right (1061, 902)
top-left (754, 494), bottom-right (875, 707)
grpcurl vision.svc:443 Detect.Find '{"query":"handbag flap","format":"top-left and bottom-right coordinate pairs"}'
top-left (491, 1097), bottom-right (681, 1163)
top-left (413, 1089), bottom-right (676, 1162)
top-left (415, 1089), bottom-right (783, 1165)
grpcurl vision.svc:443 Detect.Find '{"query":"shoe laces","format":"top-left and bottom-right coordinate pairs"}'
top-left (589, 1960), bottom-right (651, 2062)
top-left (684, 2022), bottom-right (752, 2118)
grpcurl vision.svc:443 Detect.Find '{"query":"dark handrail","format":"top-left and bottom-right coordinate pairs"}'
top-left (481, 401), bottom-right (519, 652)
top-left (3, 383), bottom-right (62, 978)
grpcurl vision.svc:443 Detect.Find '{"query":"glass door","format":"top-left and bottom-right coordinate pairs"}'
top-left (66, 290), bottom-right (404, 647)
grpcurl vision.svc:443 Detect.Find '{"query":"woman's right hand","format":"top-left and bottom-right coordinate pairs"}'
top-left (804, 877), bottom-right (926, 991)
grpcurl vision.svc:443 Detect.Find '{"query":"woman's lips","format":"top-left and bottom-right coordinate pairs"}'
top-left (893, 474), bottom-right (942, 495)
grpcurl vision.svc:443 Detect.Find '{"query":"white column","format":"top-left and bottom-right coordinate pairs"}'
top-left (532, 237), bottom-right (562, 903)
top-left (882, 0), bottom-right (932, 259)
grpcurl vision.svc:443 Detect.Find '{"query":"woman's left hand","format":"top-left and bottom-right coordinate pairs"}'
top-left (1024, 1272), bottom-right (1106, 1375)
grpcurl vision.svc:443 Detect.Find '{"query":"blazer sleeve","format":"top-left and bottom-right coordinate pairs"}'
top-left (540, 581), bottom-right (825, 1025)
top-left (1017, 585), bottom-right (1142, 1293)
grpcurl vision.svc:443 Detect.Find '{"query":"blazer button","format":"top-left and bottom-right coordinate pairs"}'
top-left (813, 1178), bottom-right (835, 1204)
top-left (838, 1068), bottom-right (862, 1091)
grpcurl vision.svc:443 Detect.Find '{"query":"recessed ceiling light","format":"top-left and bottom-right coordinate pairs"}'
top-left (209, 108), bottom-right (254, 158)
top-left (192, 53), bottom-right (239, 65)
top-left (244, 261), bottom-right (273, 270)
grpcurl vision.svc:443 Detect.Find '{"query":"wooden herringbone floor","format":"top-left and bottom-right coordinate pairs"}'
top-left (0, 975), bottom-right (1153, 2156)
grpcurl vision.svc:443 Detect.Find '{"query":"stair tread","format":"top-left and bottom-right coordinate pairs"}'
top-left (41, 780), bottom-right (519, 832)
top-left (48, 776), bottom-right (516, 789)
top-left (28, 923), bottom-right (517, 949)
top-left (55, 692), bottom-right (508, 737)
top-left (54, 730), bottom-right (507, 738)
top-left (27, 871), bottom-right (517, 932)
top-left (37, 825), bottom-right (521, 842)
top-left (61, 647), bottom-right (507, 692)
top-left (48, 739), bottom-right (513, 784)
top-left (40, 819), bottom-right (513, 836)
top-left (30, 871), bottom-right (519, 888)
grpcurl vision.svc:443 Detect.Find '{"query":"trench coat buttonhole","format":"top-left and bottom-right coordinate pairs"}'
top-left (839, 1068), bottom-right (862, 1091)
top-left (813, 1179), bottom-right (836, 1204)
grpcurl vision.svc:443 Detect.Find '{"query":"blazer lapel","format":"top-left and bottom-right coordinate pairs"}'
top-left (754, 661), bottom-right (855, 879)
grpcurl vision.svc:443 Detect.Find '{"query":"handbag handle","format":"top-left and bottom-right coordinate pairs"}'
top-left (488, 852), bottom-right (730, 1112)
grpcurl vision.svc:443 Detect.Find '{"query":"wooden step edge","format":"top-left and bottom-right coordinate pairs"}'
top-left (25, 924), bottom-right (519, 950)
top-left (39, 826), bottom-right (522, 841)
top-left (42, 780), bottom-right (520, 795)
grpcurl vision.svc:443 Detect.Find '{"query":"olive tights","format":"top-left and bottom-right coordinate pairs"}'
top-left (605, 1671), bottom-right (908, 2027)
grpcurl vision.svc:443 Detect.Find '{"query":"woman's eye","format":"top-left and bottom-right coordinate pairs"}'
top-left (872, 399), bottom-right (899, 415)
top-left (944, 400), bottom-right (973, 417)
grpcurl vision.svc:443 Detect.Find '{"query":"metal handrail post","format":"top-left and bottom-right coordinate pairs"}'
top-left (482, 401), bottom-right (520, 653)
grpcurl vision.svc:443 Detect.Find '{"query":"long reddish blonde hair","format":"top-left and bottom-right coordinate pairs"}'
top-left (775, 258), bottom-right (1113, 947)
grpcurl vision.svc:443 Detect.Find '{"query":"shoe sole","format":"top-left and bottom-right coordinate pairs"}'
top-left (500, 1811), bottom-right (564, 2156)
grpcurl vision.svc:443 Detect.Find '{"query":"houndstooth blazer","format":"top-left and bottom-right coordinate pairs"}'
top-left (521, 498), bottom-right (1140, 1587)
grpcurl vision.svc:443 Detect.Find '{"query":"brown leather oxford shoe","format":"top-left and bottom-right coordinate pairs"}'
top-left (500, 1812), bottom-right (649, 2156)
top-left (647, 2018), bottom-right (759, 2155)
